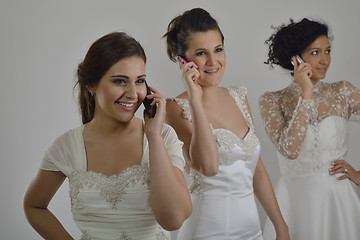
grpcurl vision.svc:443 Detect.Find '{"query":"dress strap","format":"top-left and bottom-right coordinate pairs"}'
top-left (168, 98), bottom-right (192, 121)
top-left (226, 85), bottom-right (255, 131)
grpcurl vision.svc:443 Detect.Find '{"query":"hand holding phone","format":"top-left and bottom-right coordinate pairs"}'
top-left (143, 81), bottom-right (157, 118)
top-left (178, 56), bottom-right (189, 69)
top-left (291, 55), bottom-right (304, 66)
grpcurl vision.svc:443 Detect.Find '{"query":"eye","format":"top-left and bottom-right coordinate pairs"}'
top-left (112, 79), bottom-right (126, 85)
top-left (311, 51), bottom-right (318, 55)
top-left (325, 49), bottom-right (331, 54)
top-left (196, 51), bottom-right (205, 56)
top-left (136, 78), bottom-right (145, 84)
top-left (215, 47), bottom-right (223, 53)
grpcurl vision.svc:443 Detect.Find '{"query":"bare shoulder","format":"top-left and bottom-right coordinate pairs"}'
top-left (166, 92), bottom-right (189, 120)
top-left (165, 94), bottom-right (192, 139)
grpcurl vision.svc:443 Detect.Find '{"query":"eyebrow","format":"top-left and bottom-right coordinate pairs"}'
top-left (111, 74), bottom-right (146, 79)
top-left (309, 45), bottom-right (331, 50)
top-left (195, 44), bottom-right (223, 52)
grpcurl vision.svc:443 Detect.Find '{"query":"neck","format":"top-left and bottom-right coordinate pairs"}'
top-left (87, 115), bottom-right (136, 138)
top-left (311, 79), bottom-right (320, 86)
top-left (201, 86), bottom-right (221, 102)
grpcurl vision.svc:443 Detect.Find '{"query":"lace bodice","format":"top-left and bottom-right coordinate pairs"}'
top-left (259, 81), bottom-right (360, 159)
top-left (174, 86), bottom-right (263, 239)
top-left (170, 86), bottom-right (261, 195)
top-left (40, 124), bottom-right (184, 240)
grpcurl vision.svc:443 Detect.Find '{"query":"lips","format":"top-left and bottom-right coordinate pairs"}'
top-left (204, 68), bottom-right (219, 74)
top-left (116, 101), bottom-right (136, 111)
top-left (316, 67), bottom-right (327, 73)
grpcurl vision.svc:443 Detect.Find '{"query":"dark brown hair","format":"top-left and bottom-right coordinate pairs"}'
top-left (74, 32), bottom-right (146, 124)
top-left (163, 8), bottom-right (224, 62)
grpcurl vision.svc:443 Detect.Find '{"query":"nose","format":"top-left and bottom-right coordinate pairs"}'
top-left (207, 53), bottom-right (216, 65)
top-left (125, 83), bottom-right (138, 99)
top-left (320, 53), bottom-right (330, 65)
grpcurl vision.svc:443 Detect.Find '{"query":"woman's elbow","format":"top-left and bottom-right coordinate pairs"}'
top-left (279, 146), bottom-right (299, 160)
top-left (158, 202), bottom-right (192, 231)
top-left (200, 154), bottom-right (220, 176)
top-left (160, 218), bottom-right (185, 231)
top-left (283, 151), bottom-right (299, 160)
top-left (201, 163), bottom-right (219, 176)
top-left (158, 213), bottom-right (190, 231)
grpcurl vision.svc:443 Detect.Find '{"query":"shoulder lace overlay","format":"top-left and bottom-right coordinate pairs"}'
top-left (171, 98), bottom-right (192, 121)
top-left (69, 163), bottom-right (150, 210)
top-left (259, 81), bottom-right (360, 159)
top-left (176, 86), bottom-right (260, 195)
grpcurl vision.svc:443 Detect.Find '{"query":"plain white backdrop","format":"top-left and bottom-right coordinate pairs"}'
top-left (1, 0), bottom-right (359, 239)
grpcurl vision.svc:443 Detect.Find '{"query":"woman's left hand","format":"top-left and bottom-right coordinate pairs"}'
top-left (329, 160), bottom-right (360, 185)
top-left (143, 86), bottom-right (166, 136)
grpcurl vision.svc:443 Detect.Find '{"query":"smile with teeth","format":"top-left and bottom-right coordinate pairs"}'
top-left (204, 68), bottom-right (219, 73)
top-left (117, 102), bottom-right (136, 108)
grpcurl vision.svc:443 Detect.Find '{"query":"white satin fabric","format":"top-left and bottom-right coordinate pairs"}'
top-left (263, 116), bottom-right (360, 240)
top-left (173, 86), bottom-right (263, 240)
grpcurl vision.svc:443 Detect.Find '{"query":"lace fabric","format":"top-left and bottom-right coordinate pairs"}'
top-left (170, 86), bottom-right (260, 195)
top-left (69, 163), bottom-right (150, 210)
top-left (40, 124), bottom-right (181, 240)
top-left (174, 86), bottom-right (263, 239)
top-left (79, 226), bottom-right (169, 240)
top-left (259, 80), bottom-right (360, 159)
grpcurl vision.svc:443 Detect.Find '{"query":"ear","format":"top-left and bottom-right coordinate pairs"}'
top-left (86, 86), bottom-right (96, 96)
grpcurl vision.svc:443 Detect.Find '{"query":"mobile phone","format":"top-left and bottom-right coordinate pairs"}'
top-left (143, 81), bottom-right (156, 118)
top-left (178, 55), bottom-right (194, 71)
top-left (291, 54), bottom-right (304, 66)
top-left (178, 56), bottom-right (188, 69)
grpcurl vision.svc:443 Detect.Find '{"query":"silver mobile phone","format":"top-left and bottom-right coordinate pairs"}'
top-left (291, 55), bottom-right (304, 66)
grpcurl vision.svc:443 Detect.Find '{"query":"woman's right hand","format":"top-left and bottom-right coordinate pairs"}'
top-left (292, 56), bottom-right (314, 100)
top-left (180, 60), bottom-right (202, 102)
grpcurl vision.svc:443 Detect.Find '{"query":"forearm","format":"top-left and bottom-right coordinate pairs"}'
top-left (24, 206), bottom-right (74, 240)
top-left (189, 99), bottom-right (219, 175)
top-left (253, 160), bottom-right (288, 233)
top-left (148, 134), bottom-right (192, 231)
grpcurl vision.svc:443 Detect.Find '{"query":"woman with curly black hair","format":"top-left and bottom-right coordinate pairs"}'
top-left (260, 18), bottom-right (360, 239)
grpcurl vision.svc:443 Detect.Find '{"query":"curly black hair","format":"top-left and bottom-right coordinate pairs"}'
top-left (265, 18), bottom-right (333, 71)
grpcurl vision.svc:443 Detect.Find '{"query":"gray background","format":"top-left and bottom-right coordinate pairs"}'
top-left (1, 0), bottom-right (359, 239)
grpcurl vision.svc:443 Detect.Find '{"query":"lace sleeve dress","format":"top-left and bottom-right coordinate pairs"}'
top-left (259, 81), bottom-right (360, 240)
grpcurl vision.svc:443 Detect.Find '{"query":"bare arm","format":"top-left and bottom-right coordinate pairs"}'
top-left (165, 60), bottom-right (219, 176)
top-left (23, 169), bottom-right (74, 240)
top-left (243, 96), bottom-right (289, 239)
top-left (144, 87), bottom-right (192, 231)
top-left (253, 158), bottom-right (289, 240)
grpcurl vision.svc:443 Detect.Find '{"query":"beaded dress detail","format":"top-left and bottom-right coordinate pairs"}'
top-left (260, 81), bottom-right (360, 240)
top-left (40, 124), bottom-right (184, 240)
top-left (173, 86), bottom-right (263, 240)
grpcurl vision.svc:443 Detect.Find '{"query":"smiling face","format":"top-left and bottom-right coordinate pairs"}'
top-left (91, 56), bottom-right (147, 124)
top-left (185, 30), bottom-right (226, 87)
top-left (301, 35), bottom-right (331, 83)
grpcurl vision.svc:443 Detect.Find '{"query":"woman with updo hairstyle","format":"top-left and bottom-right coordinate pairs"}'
top-left (164, 8), bottom-right (289, 240)
top-left (260, 18), bottom-right (360, 239)
top-left (23, 32), bottom-right (192, 240)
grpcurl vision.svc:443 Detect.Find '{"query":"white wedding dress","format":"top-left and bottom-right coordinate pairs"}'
top-left (172, 86), bottom-right (264, 240)
top-left (40, 123), bottom-right (185, 240)
top-left (260, 80), bottom-right (360, 240)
